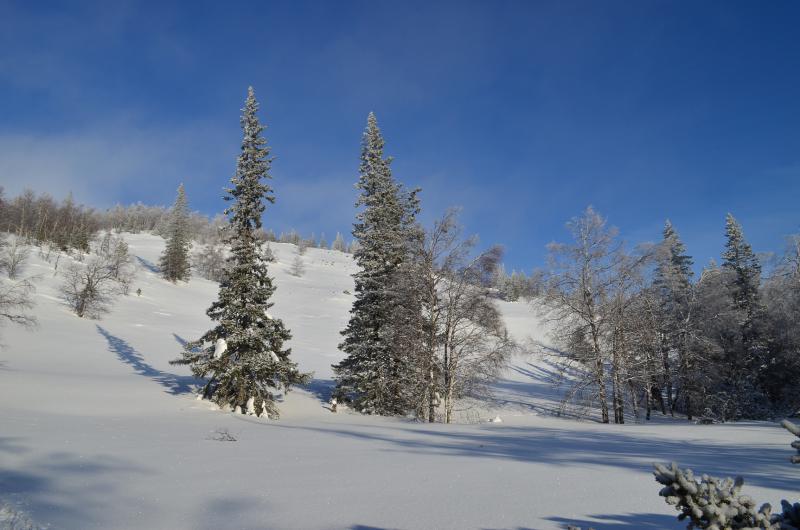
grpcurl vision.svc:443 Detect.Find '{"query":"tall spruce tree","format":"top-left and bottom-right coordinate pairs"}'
top-left (171, 87), bottom-right (308, 418)
top-left (719, 213), bottom-right (768, 418)
top-left (653, 220), bottom-right (695, 417)
top-left (333, 112), bottom-right (420, 415)
top-left (159, 183), bottom-right (192, 282)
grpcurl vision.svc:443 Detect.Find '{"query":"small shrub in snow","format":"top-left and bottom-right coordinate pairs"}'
top-left (207, 428), bottom-right (237, 442)
top-left (0, 501), bottom-right (41, 530)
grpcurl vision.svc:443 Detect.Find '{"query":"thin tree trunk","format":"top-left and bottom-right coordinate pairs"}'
top-left (591, 330), bottom-right (609, 423)
top-left (427, 366), bottom-right (436, 423)
top-left (661, 339), bottom-right (673, 415)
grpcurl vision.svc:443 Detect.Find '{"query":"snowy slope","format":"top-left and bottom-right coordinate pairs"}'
top-left (0, 233), bottom-right (794, 530)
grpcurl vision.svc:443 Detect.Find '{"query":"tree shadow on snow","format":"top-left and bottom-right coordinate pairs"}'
top-left (304, 378), bottom-right (335, 402)
top-left (263, 421), bottom-right (795, 492)
top-left (193, 495), bottom-right (271, 530)
top-left (96, 325), bottom-right (198, 395)
top-left (135, 256), bottom-right (160, 274)
top-left (0, 446), bottom-right (151, 529)
top-left (490, 358), bottom-right (598, 420)
top-left (173, 333), bottom-right (189, 348)
top-left (544, 512), bottom-right (680, 529)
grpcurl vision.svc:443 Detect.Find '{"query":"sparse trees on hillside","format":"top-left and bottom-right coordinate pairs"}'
top-left (540, 206), bottom-right (800, 424)
top-left (159, 184), bottom-right (192, 282)
top-left (0, 189), bottom-right (99, 253)
top-left (171, 87), bottom-right (308, 418)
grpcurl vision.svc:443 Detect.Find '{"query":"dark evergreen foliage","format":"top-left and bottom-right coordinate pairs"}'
top-left (171, 87), bottom-right (308, 418)
top-left (333, 113), bottom-right (421, 415)
top-left (159, 184), bottom-right (192, 282)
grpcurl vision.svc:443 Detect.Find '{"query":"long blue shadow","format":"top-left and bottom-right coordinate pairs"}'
top-left (96, 325), bottom-right (198, 395)
top-left (258, 421), bottom-right (796, 492)
top-left (303, 378), bottom-right (335, 402)
top-left (545, 512), bottom-right (680, 529)
top-left (135, 256), bottom-right (160, 273)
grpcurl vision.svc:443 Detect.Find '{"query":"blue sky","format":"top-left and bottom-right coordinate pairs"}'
top-left (1, 0), bottom-right (798, 272)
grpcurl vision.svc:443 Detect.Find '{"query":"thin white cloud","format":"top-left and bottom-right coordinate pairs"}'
top-left (0, 121), bottom-right (234, 208)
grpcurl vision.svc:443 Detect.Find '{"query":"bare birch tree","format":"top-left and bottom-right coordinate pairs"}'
top-left (416, 209), bottom-right (514, 423)
top-left (541, 207), bottom-right (623, 423)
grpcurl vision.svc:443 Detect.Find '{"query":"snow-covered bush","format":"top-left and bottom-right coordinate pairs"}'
top-left (0, 277), bottom-right (36, 333)
top-left (0, 236), bottom-right (30, 279)
top-left (60, 249), bottom-right (131, 318)
top-left (96, 233), bottom-right (135, 294)
top-left (654, 419), bottom-right (800, 529)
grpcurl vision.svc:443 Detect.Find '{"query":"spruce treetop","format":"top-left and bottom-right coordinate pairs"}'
top-left (658, 219), bottom-right (693, 281)
top-left (722, 213), bottom-right (762, 313)
top-left (723, 213), bottom-right (760, 274)
top-left (226, 86), bottom-right (274, 232)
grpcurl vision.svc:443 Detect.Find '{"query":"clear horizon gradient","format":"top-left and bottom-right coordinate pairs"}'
top-left (1, 0), bottom-right (798, 273)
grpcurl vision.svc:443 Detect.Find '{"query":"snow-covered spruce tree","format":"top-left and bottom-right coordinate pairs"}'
top-left (332, 232), bottom-right (346, 252)
top-left (653, 220), bottom-right (696, 418)
top-left (170, 87), bottom-right (308, 418)
top-left (333, 112), bottom-right (421, 415)
top-left (760, 237), bottom-right (800, 412)
top-left (159, 184), bottom-right (192, 282)
top-left (289, 252), bottom-right (305, 277)
top-left (723, 214), bottom-right (762, 322)
top-left (714, 213), bottom-right (769, 419)
top-left (653, 419), bottom-right (800, 529)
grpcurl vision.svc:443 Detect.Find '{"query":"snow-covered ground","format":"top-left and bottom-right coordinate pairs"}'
top-left (0, 234), bottom-right (793, 529)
